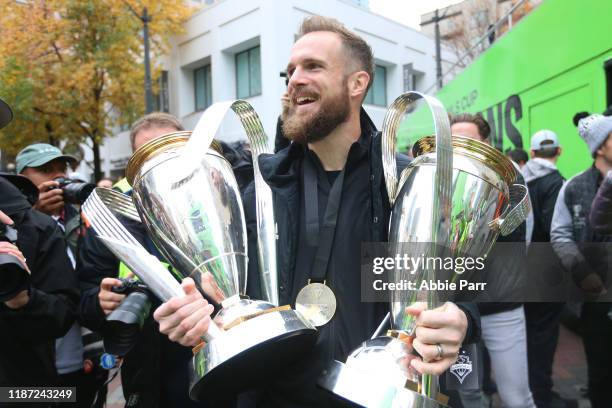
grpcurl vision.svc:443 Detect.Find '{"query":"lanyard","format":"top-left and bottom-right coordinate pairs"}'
top-left (303, 153), bottom-right (346, 283)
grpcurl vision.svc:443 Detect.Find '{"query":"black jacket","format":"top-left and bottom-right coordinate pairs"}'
top-left (476, 169), bottom-right (528, 316)
top-left (523, 158), bottom-right (565, 242)
top-left (239, 110), bottom-right (480, 407)
top-left (0, 177), bottom-right (79, 386)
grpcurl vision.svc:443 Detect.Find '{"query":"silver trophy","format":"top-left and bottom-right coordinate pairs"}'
top-left (319, 92), bottom-right (530, 407)
top-left (122, 101), bottom-right (317, 401)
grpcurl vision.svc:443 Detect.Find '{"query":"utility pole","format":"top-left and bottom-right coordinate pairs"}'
top-left (142, 7), bottom-right (153, 113)
top-left (421, 8), bottom-right (461, 90)
top-left (122, 1), bottom-right (154, 113)
top-left (434, 9), bottom-right (442, 89)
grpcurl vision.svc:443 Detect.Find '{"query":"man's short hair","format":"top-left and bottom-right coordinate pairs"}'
top-left (297, 16), bottom-right (374, 93)
top-left (533, 147), bottom-right (560, 159)
top-left (129, 112), bottom-right (184, 149)
top-left (507, 148), bottom-right (529, 164)
top-left (450, 113), bottom-right (491, 140)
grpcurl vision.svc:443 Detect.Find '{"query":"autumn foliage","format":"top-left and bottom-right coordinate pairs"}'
top-left (0, 0), bottom-right (193, 179)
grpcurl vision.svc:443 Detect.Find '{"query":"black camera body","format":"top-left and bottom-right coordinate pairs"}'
top-left (104, 278), bottom-right (152, 356)
top-left (53, 177), bottom-right (95, 205)
top-left (0, 223), bottom-right (30, 302)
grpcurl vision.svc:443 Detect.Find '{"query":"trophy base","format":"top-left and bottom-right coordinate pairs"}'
top-left (189, 308), bottom-right (317, 401)
top-left (318, 360), bottom-right (447, 408)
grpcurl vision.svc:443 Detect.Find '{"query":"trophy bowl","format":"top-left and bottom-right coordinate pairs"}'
top-left (126, 130), bottom-right (317, 401)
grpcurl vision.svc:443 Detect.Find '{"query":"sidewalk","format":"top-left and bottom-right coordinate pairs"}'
top-left (552, 324), bottom-right (590, 407)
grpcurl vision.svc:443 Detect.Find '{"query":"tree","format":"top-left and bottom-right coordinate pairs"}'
top-left (442, 0), bottom-right (536, 69)
top-left (0, 0), bottom-right (193, 180)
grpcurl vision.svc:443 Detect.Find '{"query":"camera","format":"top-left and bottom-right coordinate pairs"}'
top-left (53, 177), bottom-right (95, 205)
top-left (0, 223), bottom-right (30, 302)
top-left (104, 278), bottom-right (152, 356)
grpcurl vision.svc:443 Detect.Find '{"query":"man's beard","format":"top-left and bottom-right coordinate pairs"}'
top-left (282, 83), bottom-right (350, 145)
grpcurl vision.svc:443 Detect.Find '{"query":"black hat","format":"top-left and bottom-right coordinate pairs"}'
top-left (0, 173), bottom-right (39, 206)
top-left (0, 98), bottom-right (13, 130)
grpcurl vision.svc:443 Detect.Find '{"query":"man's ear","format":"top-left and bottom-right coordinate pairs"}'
top-left (348, 71), bottom-right (370, 100)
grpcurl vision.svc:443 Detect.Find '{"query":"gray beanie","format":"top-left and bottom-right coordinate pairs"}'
top-left (578, 114), bottom-right (612, 154)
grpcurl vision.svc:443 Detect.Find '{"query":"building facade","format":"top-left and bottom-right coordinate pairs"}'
top-left (90, 0), bottom-right (454, 179)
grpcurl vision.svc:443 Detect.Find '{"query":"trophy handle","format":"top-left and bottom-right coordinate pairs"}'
top-left (489, 183), bottom-right (531, 236)
top-left (235, 104), bottom-right (280, 307)
top-left (382, 92), bottom-right (453, 214)
top-left (185, 100), bottom-right (279, 306)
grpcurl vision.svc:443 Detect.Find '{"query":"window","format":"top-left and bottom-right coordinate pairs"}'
top-left (236, 46), bottom-right (261, 98)
top-left (365, 65), bottom-right (387, 106)
top-left (153, 70), bottom-right (169, 113)
top-left (194, 65), bottom-right (212, 111)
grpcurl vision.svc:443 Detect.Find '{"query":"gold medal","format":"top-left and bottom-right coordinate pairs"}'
top-left (295, 280), bottom-right (337, 327)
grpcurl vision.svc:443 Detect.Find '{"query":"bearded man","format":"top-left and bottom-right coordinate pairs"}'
top-left (153, 16), bottom-right (481, 407)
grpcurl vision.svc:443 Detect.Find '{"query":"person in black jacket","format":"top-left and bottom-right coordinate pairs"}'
top-left (523, 130), bottom-right (564, 243)
top-left (521, 130), bottom-right (573, 408)
top-left (154, 16), bottom-right (480, 407)
top-left (0, 176), bottom-right (79, 388)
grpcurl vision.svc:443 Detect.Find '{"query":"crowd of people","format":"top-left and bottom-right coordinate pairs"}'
top-left (1, 15), bottom-right (611, 408)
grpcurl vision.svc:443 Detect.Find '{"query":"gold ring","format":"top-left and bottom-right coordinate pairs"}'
top-left (435, 343), bottom-right (444, 360)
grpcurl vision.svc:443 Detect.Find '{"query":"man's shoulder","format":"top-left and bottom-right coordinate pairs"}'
top-left (564, 167), bottom-right (598, 192)
top-left (529, 170), bottom-right (563, 190)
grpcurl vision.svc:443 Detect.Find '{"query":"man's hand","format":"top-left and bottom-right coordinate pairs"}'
top-left (99, 278), bottom-right (125, 315)
top-left (153, 278), bottom-right (214, 347)
top-left (406, 302), bottom-right (468, 376)
top-left (580, 273), bottom-right (607, 297)
top-left (0, 241), bottom-right (29, 272)
top-left (34, 180), bottom-right (64, 215)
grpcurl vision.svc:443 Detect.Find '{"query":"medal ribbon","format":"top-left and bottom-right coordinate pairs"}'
top-left (303, 153), bottom-right (346, 283)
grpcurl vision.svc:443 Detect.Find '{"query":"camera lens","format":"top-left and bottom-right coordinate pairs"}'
top-left (62, 181), bottom-right (95, 205)
top-left (104, 291), bottom-right (152, 356)
top-left (0, 253), bottom-right (30, 302)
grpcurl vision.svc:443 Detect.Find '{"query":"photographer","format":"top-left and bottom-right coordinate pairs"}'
top-left (0, 175), bottom-right (79, 387)
top-left (16, 143), bottom-right (104, 406)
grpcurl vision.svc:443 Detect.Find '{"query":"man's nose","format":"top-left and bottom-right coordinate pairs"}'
top-left (287, 67), bottom-right (309, 91)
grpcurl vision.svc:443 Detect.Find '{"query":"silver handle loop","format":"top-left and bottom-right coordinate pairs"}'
top-left (489, 183), bottom-right (531, 236)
